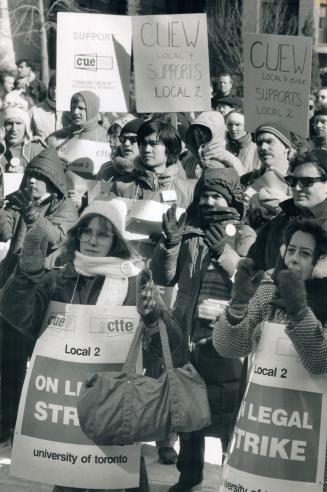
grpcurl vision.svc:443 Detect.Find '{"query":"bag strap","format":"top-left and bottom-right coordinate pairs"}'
top-left (123, 320), bottom-right (144, 375)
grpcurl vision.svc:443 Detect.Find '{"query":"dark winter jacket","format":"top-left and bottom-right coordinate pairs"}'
top-left (151, 218), bottom-right (255, 438)
top-left (247, 198), bottom-right (327, 270)
top-left (112, 158), bottom-right (195, 209)
top-left (0, 150), bottom-right (77, 287)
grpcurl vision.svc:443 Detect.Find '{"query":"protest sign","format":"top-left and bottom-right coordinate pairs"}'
top-left (121, 198), bottom-right (185, 236)
top-left (58, 138), bottom-right (111, 176)
top-left (243, 33), bottom-right (312, 137)
top-left (11, 302), bottom-right (141, 489)
top-left (219, 322), bottom-right (327, 492)
top-left (132, 14), bottom-right (211, 112)
top-left (56, 12), bottom-right (132, 112)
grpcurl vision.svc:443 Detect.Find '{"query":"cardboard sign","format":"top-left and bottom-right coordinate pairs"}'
top-left (11, 302), bottom-right (141, 489)
top-left (132, 13), bottom-right (211, 112)
top-left (56, 12), bottom-right (132, 112)
top-left (121, 198), bottom-right (185, 236)
top-left (243, 33), bottom-right (312, 137)
top-left (219, 322), bottom-right (327, 492)
top-left (58, 139), bottom-right (111, 176)
top-left (3, 173), bottom-right (23, 196)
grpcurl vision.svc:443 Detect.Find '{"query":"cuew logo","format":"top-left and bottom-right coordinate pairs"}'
top-left (74, 54), bottom-right (113, 71)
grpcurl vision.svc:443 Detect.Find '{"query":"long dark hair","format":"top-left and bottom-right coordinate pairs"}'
top-left (60, 214), bottom-right (136, 264)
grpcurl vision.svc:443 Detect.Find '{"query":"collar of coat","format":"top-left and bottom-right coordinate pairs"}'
top-left (131, 157), bottom-right (181, 191)
top-left (280, 198), bottom-right (327, 219)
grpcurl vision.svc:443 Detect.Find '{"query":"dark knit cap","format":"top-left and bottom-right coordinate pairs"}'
top-left (314, 108), bottom-right (327, 118)
top-left (25, 147), bottom-right (67, 197)
top-left (194, 167), bottom-right (244, 206)
top-left (121, 118), bottom-right (144, 135)
top-left (255, 122), bottom-right (292, 149)
top-left (71, 90), bottom-right (100, 121)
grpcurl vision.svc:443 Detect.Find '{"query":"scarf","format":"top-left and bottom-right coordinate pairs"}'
top-left (132, 161), bottom-right (179, 192)
top-left (74, 251), bottom-right (143, 306)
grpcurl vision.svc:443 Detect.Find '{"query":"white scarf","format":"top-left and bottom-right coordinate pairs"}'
top-left (74, 251), bottom-right (143, 306)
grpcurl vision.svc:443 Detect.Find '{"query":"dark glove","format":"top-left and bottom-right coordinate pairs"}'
top-left (19, 221), bottom-right (49, 274)
top-left (228, 258), bottom-right (265, 322)
top-left (162, 204), bottom-right (186, 248)
top-left (203, 224), bottom-right (226, 257)
top-left (6, 189), bottom-right (40, 224)
top-left (136, 269), bottom-right (160, 325)
top-left (277, 270), bottom-right (308, 322)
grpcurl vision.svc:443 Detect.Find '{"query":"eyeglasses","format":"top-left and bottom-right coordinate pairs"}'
top-left (119, 135), bottom-right (138, 144)
top-left (77, 227), bottom-right (115, 245)
top-left (285, 175), bottom-right (327, 188)
top-left (138, 140), bottom-right (161, 147)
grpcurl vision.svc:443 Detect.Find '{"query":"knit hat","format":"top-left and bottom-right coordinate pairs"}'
top-left (24, 147), bottom-right (68, 197)
top-left (2, 106), bottom-right (32, 139)
top-left (121, 118), bottom-right (144, 135)
top-left (198, 167), bottom-right (243, 205)
top-left (255, 122), bottom-right (292, 149)
top-left (71, 90), bottom-right (100, 121)
top-left (79, 198), bottom-right (128, 237)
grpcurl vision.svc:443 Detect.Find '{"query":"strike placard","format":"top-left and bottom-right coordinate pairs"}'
top-left (218, 322), bottom-right (327, 492)
top-left (11, 302), bottom-right (141, 489)
top-left (243, 33), bottom-right (312, 137)
top-left (132, 13), bottom-right (211, 112)
top-left (56, 12), bottom-right (132, 112)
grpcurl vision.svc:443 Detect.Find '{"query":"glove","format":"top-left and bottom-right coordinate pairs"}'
top-left (19, 221), bottom-right (49, 274)
top-left (228, 258), bottom-right (265, 321)
top-left (203, 224), bottom-right (226, 257)
top-left (136, 269), bottom-right (160, 325)
top-left (277, 270), bottom-right (308, 322)
top-left (162, 204), bottom-right (186, 248)
top-left (7, 189), bottom-right (40, 224)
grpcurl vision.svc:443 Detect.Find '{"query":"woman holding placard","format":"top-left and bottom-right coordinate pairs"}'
top-left (212, 219), bottom-right (327, 492)
top-left (0, 197), bottom-right (183, 491)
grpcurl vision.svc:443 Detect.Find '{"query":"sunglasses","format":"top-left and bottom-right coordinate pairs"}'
top-left (119, 135), bottom-right (138, 144)
top-left (285, 175), bottom-right (327, 188)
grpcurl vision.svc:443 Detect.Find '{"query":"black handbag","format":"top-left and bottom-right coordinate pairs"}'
top-left (77, 318), bottom-right (211, 445)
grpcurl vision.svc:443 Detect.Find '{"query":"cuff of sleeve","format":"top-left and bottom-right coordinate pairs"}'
top-left (227, 306), bottom-right (248, 325)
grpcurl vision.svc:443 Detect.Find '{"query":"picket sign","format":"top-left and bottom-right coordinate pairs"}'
top-left (218, 322), bottom-right (327, 492)
top-left (10, 302), bottom-right (141, 489)
top-left (58, 139), bottom-right (111, 176)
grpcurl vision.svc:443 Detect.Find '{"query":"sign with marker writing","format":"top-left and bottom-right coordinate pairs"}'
top-left (56, 12), bottom-right (132, 111)
top-left (11, 302), bottom-right (141, 489)
top-left (132, 13), bottom-right (211, 112)
top-left (218, 322), bottom-right (327, 492)
top-left (243, 33), bottom-right (312, 137)
top-left (58, 139), bottom-right (111, 176)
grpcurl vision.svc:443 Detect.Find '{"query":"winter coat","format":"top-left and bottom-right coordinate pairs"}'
top-left (151, 221), bottom-right (256, 438)
top-left (226, 133), bottom-right (261, 174)
top-left (111, 158), bottom-right (196, 209)
top-left (0, 138), bottom-right (46, 173)
top-left (0, 153), bottom-right (78, 287)
top-left (182, 112), bottom-right (246, 177)
top-left (0, 260), bottom-right (185, 366)
top-left (212, 272), bottom-right (327, 489)
top-left (247, 198), bottom-right (327, 270)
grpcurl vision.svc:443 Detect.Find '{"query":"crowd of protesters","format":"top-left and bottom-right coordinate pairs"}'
top-left (0, 61), bottom-right (326, 492)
